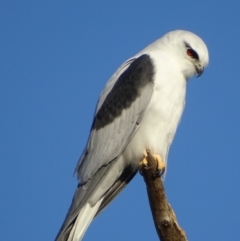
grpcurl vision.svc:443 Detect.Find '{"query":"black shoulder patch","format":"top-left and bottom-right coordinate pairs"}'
top-left (92, 54), bottom-right (154, 130)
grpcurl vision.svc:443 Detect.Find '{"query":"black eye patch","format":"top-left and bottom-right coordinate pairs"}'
top-left (187, 48), bottom-right (199, 59)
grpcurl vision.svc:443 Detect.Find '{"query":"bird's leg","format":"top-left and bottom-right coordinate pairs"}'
top-left (139, 150), bottom-right (165, 177)
top-left (139, 150), bottom-right (149, 167)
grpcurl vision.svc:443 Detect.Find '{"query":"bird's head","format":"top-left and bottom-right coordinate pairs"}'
top-left (161, 30), bottom-right (209, 79)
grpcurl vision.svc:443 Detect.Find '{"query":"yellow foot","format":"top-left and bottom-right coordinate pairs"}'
top-left (139, 150), bottom-right (148, 167)
top-left (152, 153), bottom-right (165, 172)
top-left (139, 150), bottom-right (165, 176)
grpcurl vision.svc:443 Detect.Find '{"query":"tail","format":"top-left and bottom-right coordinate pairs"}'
top-left (55, 198), bottom-right (103, 241)
top-left (55, 157), bottom-right (137, 241)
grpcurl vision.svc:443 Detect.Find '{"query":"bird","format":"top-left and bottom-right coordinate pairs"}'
top-left (55, 30), bottom-right (209, 241)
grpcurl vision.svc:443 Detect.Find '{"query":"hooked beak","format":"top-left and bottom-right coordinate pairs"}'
top-left (196, 65), bottom-right (204, 77)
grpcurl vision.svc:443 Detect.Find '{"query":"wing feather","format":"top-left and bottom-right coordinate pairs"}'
top-left (75, 54), bottom-right (155, 183)
top-left (56, 55), bottom-right (155, 240)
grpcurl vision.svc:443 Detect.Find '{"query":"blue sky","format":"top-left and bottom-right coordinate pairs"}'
top-left (1, 1), bottom-right (240, 240)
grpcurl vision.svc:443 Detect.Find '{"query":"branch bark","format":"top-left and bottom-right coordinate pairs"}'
top-left (140, 150), bottom-right (188, 241)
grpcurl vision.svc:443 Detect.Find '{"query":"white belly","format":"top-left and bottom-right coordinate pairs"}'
top-left (123, 75), bottom-right (186, 168)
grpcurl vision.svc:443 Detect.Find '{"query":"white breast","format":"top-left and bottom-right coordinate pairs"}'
top-left (122, 54), bottom-right (186, 168)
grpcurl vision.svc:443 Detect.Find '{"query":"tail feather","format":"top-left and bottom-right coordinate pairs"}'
top-left (68, 199), bottom-right (103, 241)
top-left (55, 198), bottom-right (103, 241)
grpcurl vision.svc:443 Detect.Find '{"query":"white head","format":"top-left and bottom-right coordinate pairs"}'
top-left (157, 30), bottom-right (209, 79)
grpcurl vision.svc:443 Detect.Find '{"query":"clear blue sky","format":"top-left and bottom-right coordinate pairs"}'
top-left (1, 1), bottom-right (240, 240)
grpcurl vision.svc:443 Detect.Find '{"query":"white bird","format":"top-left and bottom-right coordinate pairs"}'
top-left (55, 30), bottom-right (209, 241)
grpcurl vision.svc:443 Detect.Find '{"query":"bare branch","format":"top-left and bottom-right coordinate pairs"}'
top-left (140, 150), bottom-right (188, 241)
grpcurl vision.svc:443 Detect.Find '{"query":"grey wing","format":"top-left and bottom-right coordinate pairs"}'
top-left (76, 54), bottom-right (155, 183)
top-left (55, 54), bottom-right (155, 240)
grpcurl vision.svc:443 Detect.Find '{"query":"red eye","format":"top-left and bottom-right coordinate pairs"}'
top-left (187, 48), bottom-right (199, 59)
top-left (187, 49), bottom-right (194, 57)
